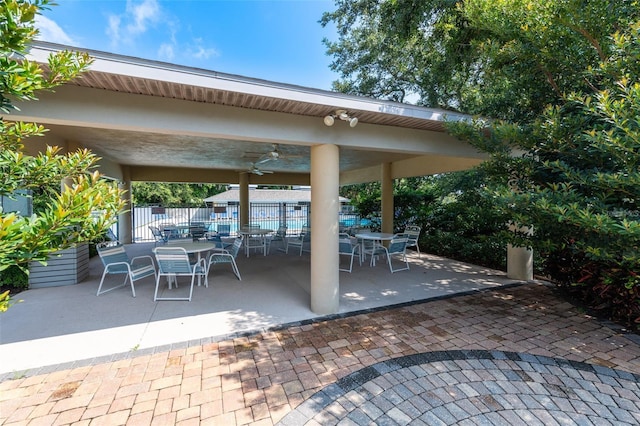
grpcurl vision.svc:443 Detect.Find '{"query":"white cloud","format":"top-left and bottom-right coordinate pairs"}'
top-left (34, 15), bottom-right (75, 45)
top-left (107, 0), bottom-right (161, 46)
top-left (193, 45), bottom-right (219, 60)
top-left (126, 0), bottom-right (161, 34)
top-left (158, 43), bottom-right (174, 61)
top-left (106, 14), bottom-right (122, 46)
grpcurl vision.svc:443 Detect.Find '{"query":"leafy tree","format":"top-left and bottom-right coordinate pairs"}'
top-left (132, 182), bottom-right (227, 207)
top-left (450, 23), bottom-right (640, 325)
top-left (324, 0), bottom-right (640, 326)
top-left (0, 0), bottom-right (126, 274)
top-left (322, 0), bottom-right (639, 119)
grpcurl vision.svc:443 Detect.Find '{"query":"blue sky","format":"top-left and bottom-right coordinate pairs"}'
top-left (35, 0), bottom-right (339, 90)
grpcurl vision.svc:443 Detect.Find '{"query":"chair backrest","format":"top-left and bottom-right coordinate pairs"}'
top-left (189, 225), bottom-right (206, 239)
top-left (149, 226), bottom-right (165, 242)
top-left (154, 247), bottom-right (193, 274)
top-left (405, 225), bottom-right (421, 234)
top-left (339, 239), bottom-right (354, 254)
top-left (97, 244), bottom-right (130, 267)
top-left (387, 238), bottom-right (408, 254)
top-left (404, 229), bottom-right (420, 243)
top-left (275, 226), bottom-right (287, 238)
top-left (229, 236), bottom-right (244, 258)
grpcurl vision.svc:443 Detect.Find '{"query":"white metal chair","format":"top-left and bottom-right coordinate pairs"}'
top-left (96, 243), bottom-right (156, 297)
top-left (404, 225), bottom-right (421, 257)
top-left (285, 231), bottom-right (307, 255)
top-left (358, 237), bottom-right (380, 265)
top-left (267, 226), bottom-right (288, 253)
top-left (153, 246), bottom-right (207, 301)
top-left (244, 235), bottom-right (267, 257)
top-left (379, 237), bottom-right (410, 273)
top-left (339, 236), bottom-right (360, 272)
top-left (188, 223), bottom-right (207, 241)
top-left (207, 236), bottom-right (243, 280)
top-left (149, 225), bottom-right (166, 246)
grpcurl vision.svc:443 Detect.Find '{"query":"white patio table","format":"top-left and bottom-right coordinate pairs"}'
top-left (354, 232), bottom-right (397, 266)
top-left (238, 228), bottom-right (273, 257)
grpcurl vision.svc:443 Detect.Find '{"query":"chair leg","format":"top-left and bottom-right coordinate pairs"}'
top-left (154, 275), bottom-right (161, 301)
top-left (388, 253), bottom-right (410, 273)
top-left (97, 271), bottom-right (129, 296)
top-left (129, 276), bottom-right (136, 298)
top-left (187, 275), bottom-right (195, 301)
top-left (231, 260), bottom-right (241, 280)
top-left (155, 274), bottom-right (192, 301)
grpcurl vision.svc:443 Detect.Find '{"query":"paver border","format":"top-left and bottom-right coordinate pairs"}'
top-left (277, 350), bottom-right (640, 425)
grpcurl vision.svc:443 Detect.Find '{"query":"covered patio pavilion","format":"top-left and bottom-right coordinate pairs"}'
top-left (12, 41), bottom-right (532, 315)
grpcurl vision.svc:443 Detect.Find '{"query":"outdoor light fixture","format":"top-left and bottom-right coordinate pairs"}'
top-left (324, 109), bottom-right (358, 128)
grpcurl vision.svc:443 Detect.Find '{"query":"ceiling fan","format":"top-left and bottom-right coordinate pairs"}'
top-left (243, 163), bottom-right (274, 176)
top-left (255, 144), bottom-right (301, 165)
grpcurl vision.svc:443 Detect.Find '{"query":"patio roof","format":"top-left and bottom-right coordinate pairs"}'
top-left (12, 41), bottom-right (487, 186)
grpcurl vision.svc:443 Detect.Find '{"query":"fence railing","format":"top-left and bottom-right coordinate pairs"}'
top-left (131, 204), bottom-right (364, 242)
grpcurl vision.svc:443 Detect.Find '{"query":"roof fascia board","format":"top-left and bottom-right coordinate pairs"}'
top-left (27, 42), bottom-right (472, 125)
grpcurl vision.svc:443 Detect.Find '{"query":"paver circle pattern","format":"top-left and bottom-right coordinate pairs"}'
top-left (278, 350), bottom-right (640, 426)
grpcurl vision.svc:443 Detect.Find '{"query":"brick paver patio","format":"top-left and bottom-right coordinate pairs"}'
top-left (1, 283), bottom-right (639, 425)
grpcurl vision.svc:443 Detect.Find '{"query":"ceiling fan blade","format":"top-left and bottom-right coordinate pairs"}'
top-left (255, 155), bottom-right (274, 165)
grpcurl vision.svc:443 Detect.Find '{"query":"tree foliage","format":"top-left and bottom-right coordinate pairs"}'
top-left (0, 0), bottom-right (126, 273)
top-left (132, 182), bottom-right (227, 207)
top-left (325, 1), bottom-right (640, 327)
top-left (322, 0), bottom-right (640, 119)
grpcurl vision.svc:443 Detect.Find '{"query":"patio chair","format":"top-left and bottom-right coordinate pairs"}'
top-left (205, 232), bottom-right (232, 250)
top-left (189, 222), bottom-right (207, 241)
top-left (357, 236), bottom-right (379, 265)
top-left (207, 235), bottom-right (243, 280)
top-left (244, 234), bottom-right (267, 257)
top-left (404, 225), bottom-right (421, 257)
top-left (96, 243), bottom-right (157, 297)
top-left (153, 246), bottom-right (208, 301)
top-left (378, 237), bottom-right (410, 273)
top-left (267, 226), bottom-right (287, 253)
top-left (285, 231), bottom-right (306, 256)
top-left (149, 225), bottom-right (166, 246)
top-left (339, 236), bottom-right (360, 272)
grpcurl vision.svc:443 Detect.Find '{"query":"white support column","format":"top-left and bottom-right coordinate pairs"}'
top-left (310, 144), bottom-right (340, 314)
top-left (239, 172), bottom-right (249, 228)
top-left (381, 163), bottom-right (393, 234)
top-left (118, 175), bottom-right (133, 244)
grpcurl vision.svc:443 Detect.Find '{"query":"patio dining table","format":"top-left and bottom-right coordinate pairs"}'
top-left (238, 228), bottom-right (273, 257)
top-left (354, 232), bottom-right (397, 266)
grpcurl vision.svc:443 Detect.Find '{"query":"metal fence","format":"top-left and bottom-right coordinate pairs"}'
top-left (131, 203), bottom-right (363, 242)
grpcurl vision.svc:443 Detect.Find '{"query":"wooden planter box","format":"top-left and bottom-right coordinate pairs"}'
top-left (29, 243), bottom-right (90, 288)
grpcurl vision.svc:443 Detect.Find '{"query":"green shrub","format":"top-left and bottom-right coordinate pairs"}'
top-left (0, 265), bottom-right (28, 290)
